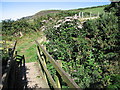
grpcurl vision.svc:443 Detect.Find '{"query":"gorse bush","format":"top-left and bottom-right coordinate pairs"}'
top-left (79, 13), bottom-right (119, 88)
top-left (44, 2), bottom-right (120, 89)
top-left (44, 19), bottom-right (81, 61)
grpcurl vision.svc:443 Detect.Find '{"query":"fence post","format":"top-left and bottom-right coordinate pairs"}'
top-left (90, 12), bottom-right (92, 18)
top-left (82, 12), bottom-right (83, 18)
top-left (55, 60), bottom-right (62, 89)
top-left (22, 55), bottom-right (25, 67)
top-left (75, 14), bottom-right (77, 17)
top-left (79, 12), bottom-right (81, 18)
top-left (98, 12), bottom-right (99, 17)
top-left (74, 14), bottom-right (77, 19)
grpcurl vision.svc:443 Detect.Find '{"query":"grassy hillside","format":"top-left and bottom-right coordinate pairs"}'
top-left (78, 6), bottom-right (105, 13)
top-left (68, 5), bottom-right (106, 13)
top-left (34, 10), bottom-right (60, 17)
top-left (21, 5), bottom-right (106, 20)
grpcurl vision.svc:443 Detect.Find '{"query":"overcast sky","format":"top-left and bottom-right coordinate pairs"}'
top-left (1, 0), bottom-right (111, 21)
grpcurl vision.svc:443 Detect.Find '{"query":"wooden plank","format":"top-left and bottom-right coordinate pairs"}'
top-left (35, 40), bottom-right (80, 89)
top-left (12, 41), bottom-right (17, 53)
top-left (37, 48), bottom-right (58, 88)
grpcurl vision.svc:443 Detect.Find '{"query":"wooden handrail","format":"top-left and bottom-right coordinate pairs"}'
top-left (0, 41), bottom-right (16, 51)
top-left (2, 41), bottom-right (17, 90)
top-left (35, 40), bottom-right (80, 89)
top-left (37, 48), bottom-right (58, 88)
top-left (12, 41), bottom-right (17, 55)
top-left (0, 40), bottom-right (14, 44)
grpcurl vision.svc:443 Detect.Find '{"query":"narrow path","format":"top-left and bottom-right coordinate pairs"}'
top-left (16, 32), bottom-right (46, 63)
top-left (25, 62), bottom-right (49, 89)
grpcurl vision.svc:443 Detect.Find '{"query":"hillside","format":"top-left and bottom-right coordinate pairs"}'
top-left (21, 5), bottom-right (106, 20)
top-left (34, 10), bottom-right (61, 17)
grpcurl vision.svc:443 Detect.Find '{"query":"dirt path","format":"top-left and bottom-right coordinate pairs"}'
top-left (25, 62), bottom-right (49, 89)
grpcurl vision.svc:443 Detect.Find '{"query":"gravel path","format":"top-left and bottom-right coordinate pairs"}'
top-left (26, 62), bottom-right (49, 89)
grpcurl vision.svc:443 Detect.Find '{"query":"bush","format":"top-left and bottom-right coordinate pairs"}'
top-left (44, 7), bottom-right (120, 89)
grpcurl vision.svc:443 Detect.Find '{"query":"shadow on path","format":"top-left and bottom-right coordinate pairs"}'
top-left (15, 57), bottom-right (28, 90)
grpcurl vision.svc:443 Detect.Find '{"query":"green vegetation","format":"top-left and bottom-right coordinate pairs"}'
top-left (16, 32), bottom-right (42, 63)
top-left (44, 2), bottom-right (120, 89)
top-left (1, 5), bottom-right (106, 41)
top-left (69, 5), bottom-right (106, 14)
top-left (1, 3), bottom-right (120, 89)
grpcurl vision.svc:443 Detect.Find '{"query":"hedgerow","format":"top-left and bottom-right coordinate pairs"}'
top-left (44, 2), bottom-right (120, 89)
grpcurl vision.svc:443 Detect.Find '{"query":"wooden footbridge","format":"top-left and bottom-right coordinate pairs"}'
top-left (1, 40), bottom-right (80, 89)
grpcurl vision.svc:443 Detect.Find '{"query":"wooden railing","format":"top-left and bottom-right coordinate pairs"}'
top-left (2, 41), bottom-right (17, 90)
top-left (2, 40), bottom-right (26, 89)
top-left (0, 41), bottom-right (15, 51)
top-left (35, 40), bottom-right (80, 89)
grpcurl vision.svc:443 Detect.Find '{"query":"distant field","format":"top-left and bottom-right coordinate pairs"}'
top-left (81, 7), bottom-right (105, 14)
top-left (68, 6), bottom-right (105, 14)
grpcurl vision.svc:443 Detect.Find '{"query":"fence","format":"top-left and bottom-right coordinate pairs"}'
top-left (77, 12), bottom-right (100, 18)
top-left (1, 41), bottom-right (25, 90)
top-left (35, 40), bottom-right (81, 89)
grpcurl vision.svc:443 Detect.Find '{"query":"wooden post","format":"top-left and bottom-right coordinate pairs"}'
top-left (23, 55), bottom-right (25, 66)
top-left (98, 12), bottom-right (99, 17)
top-left (55, 60), bottom-right (62, 89)
top-left (37, 46), bottom-right (50, 87)
top-left (82, 12), bottom-right (83, 18)
top-left (54, 75), bottom-right (61, 89)
top-left (79, 12), bottom-right (81, 18)
top-left (75, 14), bottom-right (77, 17)
top-left (43, 57), bottom-right (48, 84)
top-left (90, 12), bottom-right (92, 18)
top-left (40, 49), bottom-right (48, 83)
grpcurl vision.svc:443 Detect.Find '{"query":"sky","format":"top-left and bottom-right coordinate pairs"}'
top-left (1, 0), bottom-right (111, 2)
top-left (1, 0), bottom-right (111, 21)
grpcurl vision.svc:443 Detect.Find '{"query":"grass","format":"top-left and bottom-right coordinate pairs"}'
top-left (69, 5), bottom-right (106, 14)
top-left (81, 7), bottom-right (105, 14)
top-left (16, 31), bottom-right (43, 63)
